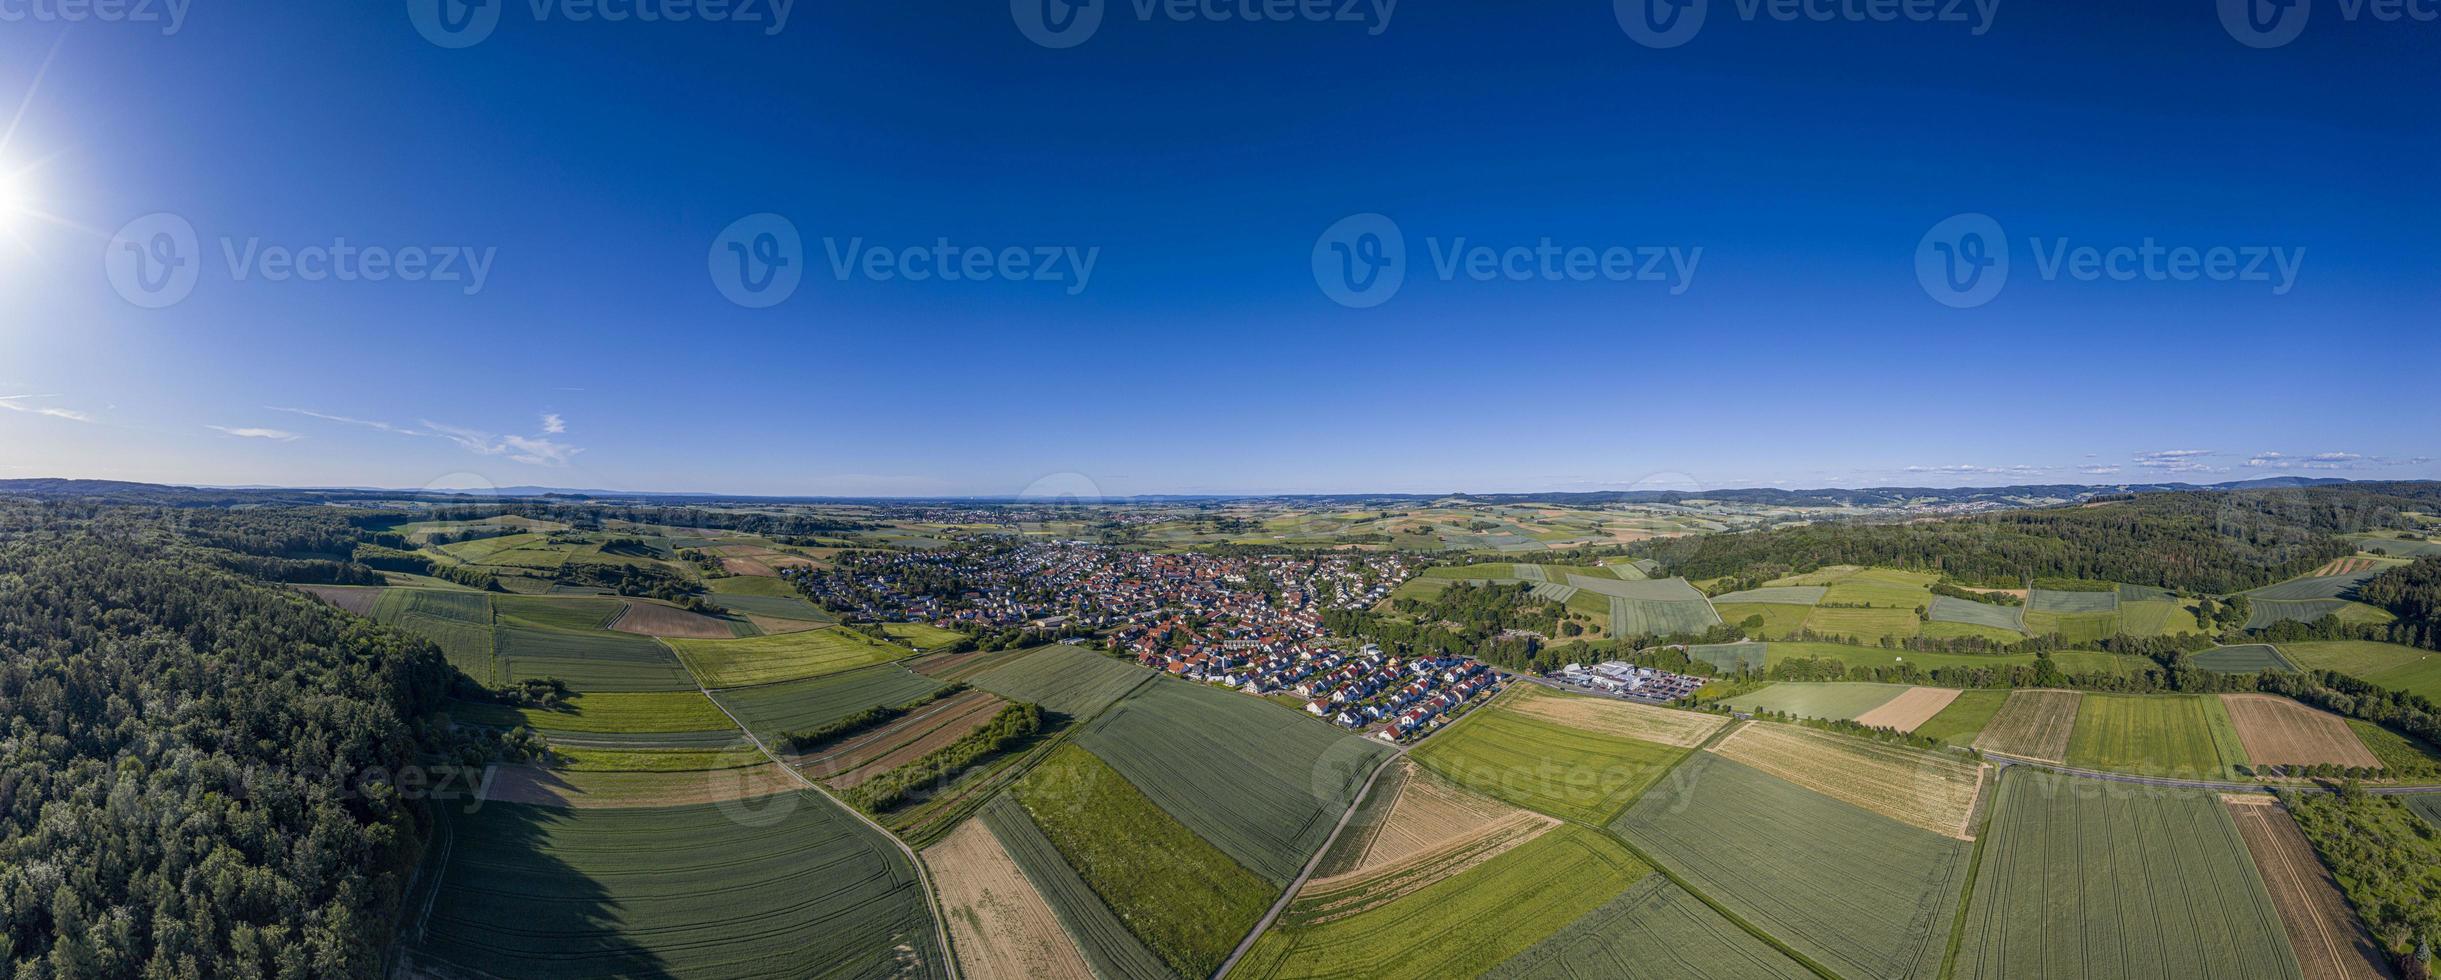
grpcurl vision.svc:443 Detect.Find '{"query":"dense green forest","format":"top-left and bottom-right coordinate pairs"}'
top-left (0, 502), bottom-right (461, 977)
top-left (1637, 484), bottom-right (2441, 593)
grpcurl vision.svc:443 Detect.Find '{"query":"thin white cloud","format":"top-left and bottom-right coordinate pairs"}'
top-left (2078, 465), bottom-right (2122, 476)
top-left (2132, 449), bottom-right (2222, 473)
top-left (0, 394), bottom-right (93, 423)
top-left (2247, 450), bottom-right (2367, 471)
top-left (422, 419), bottom-right (582, 467)
top-left (207, 425), bottom-right (301, 442)
top-left (541, 413), bottom-right (566, 435)
top-left (267, 406), bottom-right (426, 436)
top-left (1903, 463), bottom-right (2047, 476)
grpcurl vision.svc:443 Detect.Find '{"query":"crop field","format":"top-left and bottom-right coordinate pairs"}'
top-left (1011, 744), bottom-right (1273, 977)
top-left (1410, 698), bottom-right (1689, 825)
top-left (413, 797), bottom-right (945, 979)
top-left (2120, 598), bottom-right (2200, 637)
top-left (1234, 825), bottom-right (1649, 980)
top-left (883, 622), bottom-right (967, 649)
top-left (1683, 640), bottom-right (1771, 672)
top-left (1913, 689), bottom-right (2008, 747)
top-left (1711, 601), bottom-right (1810, 637)
top-left (2246, 598), bottom-right (2359, 630)
top-left (1567, 575), bottom-right (1709, 601)
top-left (1709, 585), bottom-right (1827, 605)
top-left (1609, 594), bottom-right (1724, 636)
top-left (977, 796), bottom-right (1173, 980)
top-left (1721, 681), bottom-right (1911, 721)
top-left (1614, 753), bottom-right (1970, 980)
top-left (908, 645), bottom-right (1039, 682)
top-left (1307, 760), bottom-right (1548, 890)
top-left (2220, 695), bottom-right (2381, 770)
top-left (966, 644), bottom-right (1153, 719)
top-left (479, 762), bottom-right (801, 807)
top-left (496, 625), bottom-right (697, 692)
top-left (2224, 798), bottom-right (2394, 980)
top-left (1077, 678), bottom-right (1393, 883)
top-left (1529, 581), bottom-right (1579, 604)
top-left (1513, 563), bottom-right (1546, 581)
top-left (923, 817), bottom-right (1096, 980)
top-left (1973, 689), bottom-right (2084, 762)
top-left (375, 589), bottom-right (500, 681)
top-left (667, 627), bottom-right (907, 688)
top-left (608, 600), bottom-right (738, 639)
top-left (707, 573), bottom-right (805, 597)
top-left (811, 691), bottom-right (1009, 787)
top-left (1928, 595), bottom-right (2026, 631)
top-left (1852, 686), bottom-right (1964, 732)
top-left (551, 745), bottom-right (764, 772)
top-left (2023, 610), bottom-right (2123, 643)
top-left (1955, 769), bottom-right (2301, 980)
top-left (2118, 582), bottom-right (2181, 602)
top-left (2282, 641), bottom-right (2441, 702)
top-left (1293, 802), bottom-right (1553, 923)
top-left (711, 663), bottom-right (947, 748)
top-left (1500, 684), bottom-right (1726, 748)
top-left (2065, 694), bottom-right (2249, 780)
top-left (492, 595), bottom-right (622, 631)
top-left (1484, 875), bottom-right (1812, 980)
top-left (2409, 794), bottom-right (2441, 828)
top-left (2194, 643), bottom-right (2300, 674)
top-left (299, 584), bottom-right (385, 616)
top-left (2354, 535), bottom-right (2441, 558)
top-left (2344, 719), bottom-right (2441, 774)
top-left (707, 591), bottom-right (835, 623)
top-left (2029, 588), bottom-right (2120, 614)
top-left (455, 690), bottom-right (739, 739)
top-left (1801, 604), bottom-right (1923, 641)
top-left (1765, 565), bottom-right (1865, 587)
top-left (1711, 723), bottom-right (1986, 838)
top-left (2249, 568), bottom-right (2388, 601)
top-left (1756, 642), bottom-right (2146, 678)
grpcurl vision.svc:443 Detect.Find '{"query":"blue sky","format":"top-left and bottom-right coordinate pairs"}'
top-left (0, 1), bottom-right (2431, 496)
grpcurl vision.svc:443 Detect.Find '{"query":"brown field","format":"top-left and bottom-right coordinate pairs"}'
top-left (1712, 722), bottom-right (1987, 839)
top-left (607, 600), bottom-right (736, 639)
top-left (909, 646), bottom-right (1036, 682)
top-left (1313, 762), bottom-right (1554, 889)
top-left (923, 818), bottom-right (1096, 980)
top-left (2221, 694), bottom-right (2382, 770)
top-left (2225, 800), bottom-right (2397, 980)
top-left (807, 691), bottom-right (1007, 785)
top-left (1973, 689), bottom-right (2084, 762)
top-left (761, 553), bottom-right (820, 570)
top-left (721, 556), bottom-right (779, 577)
top-left (1503, 683), bottom-right (1727, 748)
top-left (299, 585), bottom-right (384, 617)
top-left (1297, 805), bottom-right (1554, 923)
top-left (1853, 686), bottom-right (1964, 733)
top-left (2313, 557), bottom-right (2381, 577)
top-left (747, 614), bottom-right (827, 634)
top-left (478, 762), bottom-right (800, 808)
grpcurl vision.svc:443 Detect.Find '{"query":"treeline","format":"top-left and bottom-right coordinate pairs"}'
top-left (783, 685), bottom-right (970, 750)
top-left (844, 703), bottom-right (1043, 812)
top-left (352, 543), bottom-right (498, 589)
top-left (2358, 557), bottom-right (2441, 650)
top-left (2284, 786), bottom-right (2441, 965)
top-left (408, 502), bottom-right (871, 538)
top-left (1636, 485), bottom-right (2441, 593)
top-left (0, 503), bottom-right (460, 977)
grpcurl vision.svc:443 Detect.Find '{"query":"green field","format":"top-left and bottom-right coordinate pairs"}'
top-left (1485, 875), bottom-right (1811, 980)
top-left (1720, 682), bottom-right (1911, 722)
top-left (2345, 719), bottom-right (2441, 775)
top-left (1711, 602), bottom-right (1809, 638)
top-left (1801, 604), bottom-right (1922, 641)
top-left (1956, 769), bottom-right (2301, 980)
top-left (492, 595), bottom-right (623, 631)
top-left (708, 591), bottom-right (835, 623)
top-left (1757, 643), bottom-right (2148, 679)
top-left (2063, 694), bottom-right (2248, 780)
top-left (976, 795), bottom-right (1173, 980)
top-left (706, 574), bottom-right (806, 597)
top-left (1920, 621), bottom-right (2035, 644)
top-left (454, 690), bottom-right (739, 738)
top-left (1234, 825), bottom-right (1650, 979)
top-left (2190, 644), bottom-right (2299, 674)
top-left (881, 622), bottom-right (966, 649)
top-left (1710, 585), bottom-right (1827, 605)
top-left (552, 745), bottom-right (763, 772)
top-left (1610, 595), bottom-right (1725, 636)
top-left (2246, 598), bottom-right (2393, 630)
top-left (2028, 588), bottom-right (2119, 614)
top-left (2283, 640), bottom-right (2441, 702)
top-left (496, 625), bottom-right (696, 692)
top-left (374, 588), bottom-right (500, 682)
top-left (2022, 610), bottom-right (2122, 644)
top-left (1011, 744), bottom-right (1273, 978)
top-left (708, 663), bottom-right (947, 747)
top-left (1409, 699), bottom-right (1688, 825)
top-left (666, 627), bottom-right (907, 688)
top-left (1077, 678), bottom-right (1392, 883)
top-left (1912, 689), bottom-right (2008, 747)
top-left (2409, 794), bottom-right (2441, 828)
top-left (1612, 753), bottom-right (1969, 980)
top-left (2248, 568), bottom-right (2389, 601)
top-left (965, 644), bottom-right (1153, 719)
top-left (1927, 595), bottom-right (2025, 631)
top-left (2120, 598), bottom-right (2200, 637)
top-left (1683, 640), bottom-right (1770, 672)
top-left (413, 797), bottom-right (945, 979)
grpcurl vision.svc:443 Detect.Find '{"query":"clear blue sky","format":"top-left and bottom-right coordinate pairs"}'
top-left (0, 1), bottom-right (2431, 496)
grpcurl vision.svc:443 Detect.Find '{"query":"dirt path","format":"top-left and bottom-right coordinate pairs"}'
top-left (1212, 747), bottom-right (1405, 980)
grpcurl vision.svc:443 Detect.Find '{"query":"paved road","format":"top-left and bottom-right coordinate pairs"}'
top-left (1210, 748), bottom-right (1405, 980)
